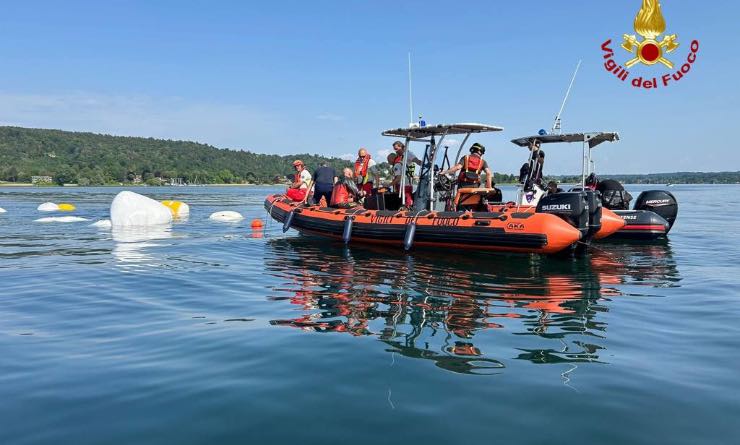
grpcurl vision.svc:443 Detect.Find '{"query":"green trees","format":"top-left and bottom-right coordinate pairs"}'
top-left (0, 126), bottom-right (352, 185)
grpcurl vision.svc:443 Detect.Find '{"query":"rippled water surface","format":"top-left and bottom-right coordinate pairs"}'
top-left (1, 185), bottom-right (739, 444)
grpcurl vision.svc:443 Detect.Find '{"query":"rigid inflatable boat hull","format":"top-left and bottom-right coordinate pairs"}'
top-left (265, 195), bottom-right (582, 255)
top-left (610, 210), bottom-right (670, 239)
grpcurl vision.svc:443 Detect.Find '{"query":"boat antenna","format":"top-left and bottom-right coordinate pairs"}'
top-left (408, 52), bottom-right (414, 127)
top-left (552, 59), bottom-right (581, 134)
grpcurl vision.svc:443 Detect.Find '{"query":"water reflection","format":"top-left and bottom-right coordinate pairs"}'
top-left (111, 225), bottom-right (173, 268)
top-left (265, 237), bottom-right (680, 374)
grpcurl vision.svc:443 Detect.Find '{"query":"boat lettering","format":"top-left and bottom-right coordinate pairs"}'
top-left (541, 204), bottom-right (571, 211)
top-left (621, 215), bottom-right (638, 220)
top-left (370, 215), bottom-right (395, 224)
top-left (433, 217), bottom-right (460, 227)
top-left (507, 222), bottom-right (525, 231)
top-left (645, 199), bottom-right (671, 205)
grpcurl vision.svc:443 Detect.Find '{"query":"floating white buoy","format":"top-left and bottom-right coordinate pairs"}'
top-left (34, 216), bottom-right (89, 223)
top-left (209, 211), bottom-right (244, 222)
top-left (38, 202), bottom-right (59, 212)
top-left (90, 219), bottom-right (112, 228)
top-left (161, 200), bottom-right (190, 217)
top-left (110, 191), bottom-right (173, 227)
top-left (0, 207), bottom-right (6, 213)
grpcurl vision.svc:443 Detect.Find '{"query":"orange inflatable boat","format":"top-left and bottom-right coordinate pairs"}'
top-left (266, 123), bottom-right (612, 255)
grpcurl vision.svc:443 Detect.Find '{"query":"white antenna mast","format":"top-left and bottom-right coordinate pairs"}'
top-left (408, 52), bottom-right (414, 127)
top-left (552, 59), bottom-right (581, 134)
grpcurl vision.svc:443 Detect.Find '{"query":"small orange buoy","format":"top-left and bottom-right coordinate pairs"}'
top-left (251, 219), bottom-right (264, 229)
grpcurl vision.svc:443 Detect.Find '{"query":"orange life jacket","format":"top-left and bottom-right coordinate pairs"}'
top-left (354, 155), bottom-right (371, 184)
top-left (330, 182), bottom-right (353, 206)
top-left (459, 154), bottom-right (484, 184)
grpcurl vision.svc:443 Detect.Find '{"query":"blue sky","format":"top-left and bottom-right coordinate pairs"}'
top-left (0, 0), bottom-right (736, 174)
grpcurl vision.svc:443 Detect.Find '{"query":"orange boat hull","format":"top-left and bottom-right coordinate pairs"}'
top-left (265, 195), bottom-right (582, 255)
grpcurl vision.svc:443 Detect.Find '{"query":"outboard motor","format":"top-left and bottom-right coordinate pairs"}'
top-left (584, 190), bottom-right (602, 238)
top-left (597, 179), bottom-right (633, 210)
top-left (634, 190), bottom-right (678, 230)
top-left (536, 192), bottom-right (589, 239)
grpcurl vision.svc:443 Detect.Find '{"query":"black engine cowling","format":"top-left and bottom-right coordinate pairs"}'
top-left (634, 190), bottom-right (678, 229)
top-left (597, 179), bottom-right (633, 210)
top-left (536, 192), bottom-right (589, 238)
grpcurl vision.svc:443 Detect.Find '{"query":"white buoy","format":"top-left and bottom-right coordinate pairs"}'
top-left (90, 219), bottom-right (112, 228)
top-left (0, 207), bottom-right (6, 213)
top-left (110, 191), bottom-right (173, 227)
top-left (209, 211), bottom-right (244, 222)
top-left (34, 216), bottom-right (89, 223)
top-left (38, 202), bottom-right (60, 212)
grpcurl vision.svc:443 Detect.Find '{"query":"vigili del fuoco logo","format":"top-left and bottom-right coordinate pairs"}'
top-left (601, 0), bottom-right (699, 89)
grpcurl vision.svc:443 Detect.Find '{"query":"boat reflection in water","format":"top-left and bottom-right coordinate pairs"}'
top-left (265, 237), bottom-right (680, 374)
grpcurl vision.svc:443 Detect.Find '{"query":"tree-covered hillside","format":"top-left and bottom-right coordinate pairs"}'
top-left (0, 126), bottom-right (350, 185)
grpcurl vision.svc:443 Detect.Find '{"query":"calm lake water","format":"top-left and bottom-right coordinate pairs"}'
top-left (1, 185), bottom-right (739, 444)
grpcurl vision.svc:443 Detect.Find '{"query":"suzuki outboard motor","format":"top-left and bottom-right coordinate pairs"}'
top-left (536, 192), bottom-right (589, 239)
top-left (634, 190), bottom-right (678, 230)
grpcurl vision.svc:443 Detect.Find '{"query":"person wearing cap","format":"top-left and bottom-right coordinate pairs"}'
top-left (286, 159), bottom-right (312, 202)
top-left (390, 140), bottom-right (422, 207)
top-left (440, 143), bottom-right (493, 188)
top-left (354, 148), bottom-right (377, 197)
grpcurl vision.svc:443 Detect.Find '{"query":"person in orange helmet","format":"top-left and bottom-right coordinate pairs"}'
top-left (286, 159), bottom-right (312, 202)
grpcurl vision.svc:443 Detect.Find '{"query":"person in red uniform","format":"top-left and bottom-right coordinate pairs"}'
top-left (440, 143), bottom-right (492, 188)
top-left (354, 148), bottom-right (376, 197)
top-left (330, 168), bottom-right (363, 208)
top-left (286, 159), bottom-right (312, 202)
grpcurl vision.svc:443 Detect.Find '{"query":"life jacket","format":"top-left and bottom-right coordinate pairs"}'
top-left (458, 154), bottom-right (484, 184)
top-left (354, 155), bottom-right (371, 184)
top-left (330, 182), bottom-right (353, 206)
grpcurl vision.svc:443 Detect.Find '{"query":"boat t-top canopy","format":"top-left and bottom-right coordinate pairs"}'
top-left (381, 122), bottom-right (503, 210)
top-left (511, 132), bottom-right (619, 149)
top-left (382, 122), bottom-right (504, 139)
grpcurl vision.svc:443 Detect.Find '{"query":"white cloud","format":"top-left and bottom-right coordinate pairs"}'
top-left (0, 91), bottom-right (286, 151)
top-left (315, 112), bottom-right (345, 121)
top-left (338, 153), bottom-right (354, 161)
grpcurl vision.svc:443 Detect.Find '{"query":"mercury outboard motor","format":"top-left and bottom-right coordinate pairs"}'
top-left (634, 190), bottom-right (678, 230)
top-left (536, 192), bottom-right (589, 239)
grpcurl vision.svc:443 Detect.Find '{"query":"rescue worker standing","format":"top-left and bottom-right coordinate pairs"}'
top-left (390, 140), bottom-right (422, 207)
top-left (354, 148), bottom-right (377, 197)
top-left (286, 160), bottom-right (312, 202)
top-left (313, 161), bottom-right (337, 205)
top-left (330, 168), bottom-right (363, 208)
top-left (440, 143), bottom-right (492, 188)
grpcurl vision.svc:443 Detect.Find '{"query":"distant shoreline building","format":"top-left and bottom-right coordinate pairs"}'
top-left (31, 175), bottom-right (53, 185)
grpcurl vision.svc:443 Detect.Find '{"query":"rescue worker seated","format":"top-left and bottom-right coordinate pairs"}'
top-left (286, 159), bottom-right (312, 202)
top-left (330, 168), bottom-right (364, 208)
top-left (440, 143), bottom-right (492, 188)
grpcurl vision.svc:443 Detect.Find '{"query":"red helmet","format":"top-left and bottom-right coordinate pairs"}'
top-left (292, 160), bottom-right (304, 167)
